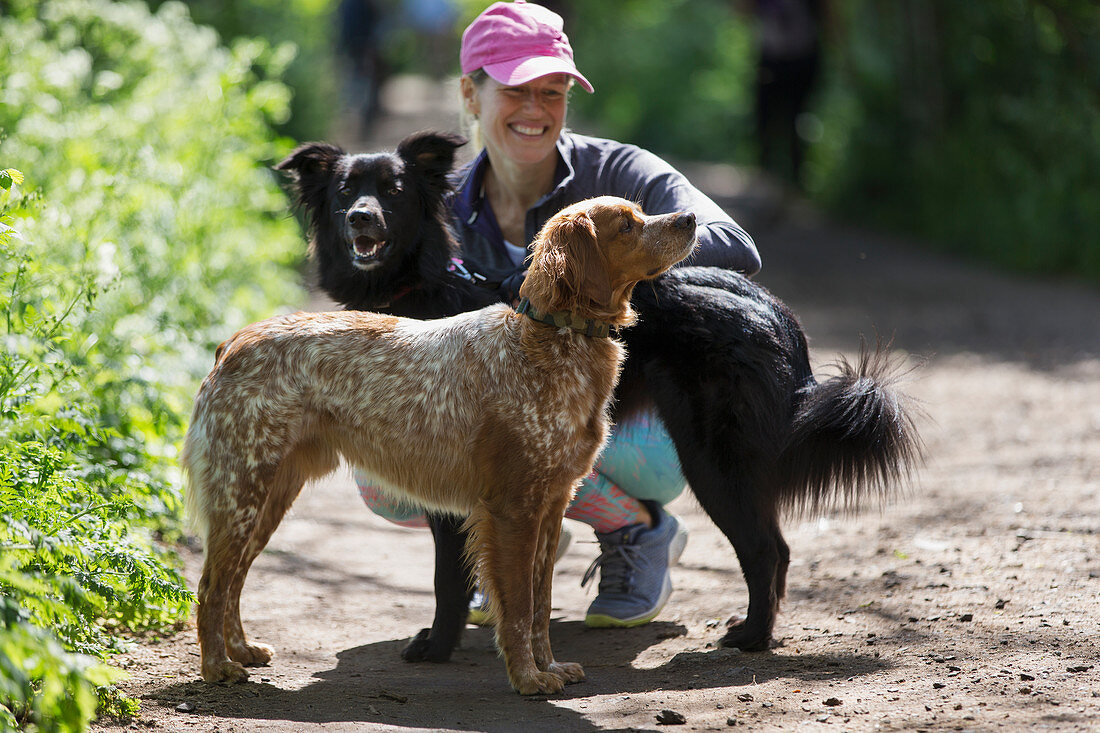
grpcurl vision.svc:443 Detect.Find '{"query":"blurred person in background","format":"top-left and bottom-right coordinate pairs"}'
top-left (751, 0), bottom-right (824, 190)
top-left (401, 0), bottom-right (460, 77)
top-left (337, 0), bottom-right (387, 132)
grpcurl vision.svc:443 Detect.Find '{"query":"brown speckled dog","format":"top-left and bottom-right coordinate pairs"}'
top-left (182, 196), bottom-right (696, 695)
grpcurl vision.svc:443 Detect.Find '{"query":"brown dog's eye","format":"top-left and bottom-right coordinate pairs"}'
top-left (620, 217), bottom-right (633, 234)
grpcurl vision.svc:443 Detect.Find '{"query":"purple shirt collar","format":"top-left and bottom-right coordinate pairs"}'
top-left (452, 135), bottom-right (576, 230)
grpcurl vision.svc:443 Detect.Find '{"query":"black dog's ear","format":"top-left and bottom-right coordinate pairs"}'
top-left (275, 142), bottom-right (345, 214)
top-left (397, 131), bottom-right (467, 191)
top-left (275, 142), bottom-right (345, 177)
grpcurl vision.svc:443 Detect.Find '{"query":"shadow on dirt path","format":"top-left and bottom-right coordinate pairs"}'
top-left (96, 75), bottom-right (1100, 733)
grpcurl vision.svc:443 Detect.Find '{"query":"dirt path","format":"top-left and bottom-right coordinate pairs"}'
top-left (96, 76), bottom-right (1100, 732)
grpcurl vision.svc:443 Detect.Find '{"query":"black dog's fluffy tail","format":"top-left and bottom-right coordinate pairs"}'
top-left (777, 341), bottom-right (923, 514)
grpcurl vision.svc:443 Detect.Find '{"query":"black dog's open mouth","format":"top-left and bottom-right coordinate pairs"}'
top-left (349, 235), bottom-right (386, 266)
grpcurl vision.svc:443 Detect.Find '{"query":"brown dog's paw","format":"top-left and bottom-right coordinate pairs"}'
top-left (201, 659), bottom-right (249, 685)
top-left (228, 641), bottom-right (274, 667)
top-left (511, 669), bottom-right (567, 695)
top-left (547, 661), bottom-right (585, 684)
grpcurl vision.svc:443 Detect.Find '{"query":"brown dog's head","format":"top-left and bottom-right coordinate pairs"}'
top-left (520, 196), bottom-right (697, 326)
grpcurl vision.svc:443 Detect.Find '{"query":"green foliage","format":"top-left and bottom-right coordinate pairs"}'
top-left (0, 599), bottom-right (123, 733)
top-left (810, 0), bottom-right (1100, 280)
top-left (0, 172), bottom-right (192, 730)
top-left (0, 0), bottom-right (307, 728)
top-left (146, 0), bottom-right (341, 141)
top-left (0, 181), bottom-right (152, 733)
top-left (565, 0), bottom-right (755, 162)
top-left (1, 0), bottom-right (306, 451)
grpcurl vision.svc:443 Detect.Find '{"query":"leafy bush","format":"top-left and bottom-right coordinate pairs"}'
top-left (146, 0), bottom-right (341, 142)
top-left (1, 0), bottom-right (306, 448)
top-left (0, 174), bottom-right (146, 732)
top-left (0, 0), bottom-right (307, 728)
top-left (808, 0), bottom-right (1100, 280)
top-left (0, 597), bottom-right (121, 733)
top-left (565, 0), bottom-right (755, 163)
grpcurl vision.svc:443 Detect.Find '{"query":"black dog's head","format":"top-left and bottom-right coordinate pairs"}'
top-left (276, 131), bottom-right (466, 277)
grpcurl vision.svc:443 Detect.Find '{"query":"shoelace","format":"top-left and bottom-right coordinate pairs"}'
top-left (581, 542), bottom-right (642, 593)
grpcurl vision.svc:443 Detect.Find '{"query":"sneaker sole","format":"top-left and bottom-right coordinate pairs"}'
top-left (583, 609), bottom-right (661, 628)
top-left (466, 607), bottom-right (492, 626)
top-left (670, 519), bottom-right (689, 565)
top-left (583, 514), bottom-right (688, 628)
top-left (584, 573), bottom-right (672, 628)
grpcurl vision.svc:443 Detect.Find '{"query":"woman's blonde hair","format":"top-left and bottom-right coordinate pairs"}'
top-left (460, 69), bottom-right (491, 152)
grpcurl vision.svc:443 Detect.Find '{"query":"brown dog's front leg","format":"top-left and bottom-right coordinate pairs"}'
top-left (530, 492), bottom-right (584, 685)
top-left (472, 507), bottom-right (566, 695)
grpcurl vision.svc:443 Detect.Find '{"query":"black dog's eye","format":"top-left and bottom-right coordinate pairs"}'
top-left (338, 183), bottom-right (353, 197)
top-left (385, 183), bottom-right (403, 197)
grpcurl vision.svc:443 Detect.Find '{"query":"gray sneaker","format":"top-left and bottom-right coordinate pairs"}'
top-left (582, 503), bottom-right (689, 628)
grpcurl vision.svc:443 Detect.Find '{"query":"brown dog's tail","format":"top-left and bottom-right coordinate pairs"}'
top-left (180, 405), bottom-right (214, 545)
top-left (776, 341), bottom-right (923, 514)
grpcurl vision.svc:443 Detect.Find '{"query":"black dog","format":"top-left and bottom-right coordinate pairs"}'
top-left (276, 131), bottom-right (921, 661)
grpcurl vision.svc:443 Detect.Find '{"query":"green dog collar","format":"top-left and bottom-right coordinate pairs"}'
top-left (514, 298), bottom-right (613, 338)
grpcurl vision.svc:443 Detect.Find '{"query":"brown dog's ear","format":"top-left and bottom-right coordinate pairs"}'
top-left (397, 131), bottom-right (467, 193)
top-left (274, 142), bottom-right (345, 217)
top-left (522, 212), bottom-right (612, 314)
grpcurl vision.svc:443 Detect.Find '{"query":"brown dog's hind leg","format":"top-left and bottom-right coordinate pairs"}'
top-left (197, 504), bottom-right (262, 684)
top-left (223, 444), bottom-right (337, 667)
top-left (530, 490), bottom-right (584, 685)
top-left (223, 550), bottom-right (275, 667)
top-left (221, 494), bottom-right (293, 666)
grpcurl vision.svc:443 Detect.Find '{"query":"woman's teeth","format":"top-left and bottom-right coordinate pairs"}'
top-left (511, 124), bottom-right (544, 136)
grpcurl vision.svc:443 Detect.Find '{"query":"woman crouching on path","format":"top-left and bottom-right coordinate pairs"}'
top-left (358, 0), bottom-right (761, 629)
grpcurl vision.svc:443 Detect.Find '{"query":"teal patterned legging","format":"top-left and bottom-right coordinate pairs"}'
top-left (355, 407), bottom-right (686, 532)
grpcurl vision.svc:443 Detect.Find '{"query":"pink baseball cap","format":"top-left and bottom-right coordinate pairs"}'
top-left (460, 1), bottom-right (594, 93)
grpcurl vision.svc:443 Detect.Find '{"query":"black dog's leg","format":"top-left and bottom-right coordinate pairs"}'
top-left (773, 528), bottom-right (791, 601)
top-left (717, 510), bottom-right (787, 651)
top-left (678, 458), bottom-right (785, 652)
top-left (401, 513), bottom-right (474, 662)
top-left (650, 384), bottom-right (786, 652)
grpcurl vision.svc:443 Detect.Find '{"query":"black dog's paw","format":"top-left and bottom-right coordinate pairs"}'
top-left (719, 617), bottom-right (773, 652)
top-left (401, 628), bottom-right (454, 663)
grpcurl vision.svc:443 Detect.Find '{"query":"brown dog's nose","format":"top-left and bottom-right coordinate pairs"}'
top-left (673, 212), bottom-right (696, 229)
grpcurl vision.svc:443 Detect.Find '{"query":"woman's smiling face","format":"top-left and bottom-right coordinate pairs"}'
top-left (465, 73), bottom-right (571, 166)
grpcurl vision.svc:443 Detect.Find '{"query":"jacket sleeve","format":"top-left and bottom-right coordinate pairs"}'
top-left (599, 144), bottom-right (761, 275)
